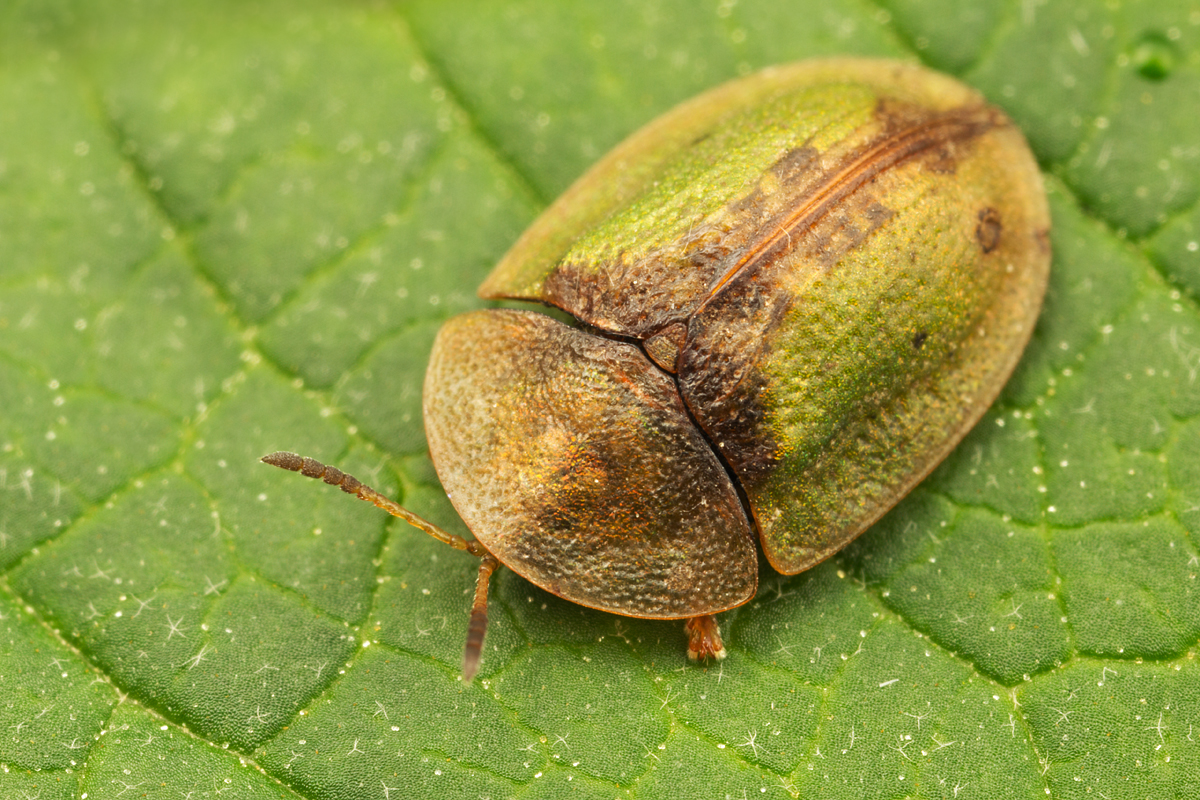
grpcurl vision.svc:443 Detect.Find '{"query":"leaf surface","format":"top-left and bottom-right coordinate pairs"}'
top-left (2, 2), bottom-right (1199, 798)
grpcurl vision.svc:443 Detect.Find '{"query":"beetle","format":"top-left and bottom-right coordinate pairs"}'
top-left (264, 58), bottom-right (1050, 681)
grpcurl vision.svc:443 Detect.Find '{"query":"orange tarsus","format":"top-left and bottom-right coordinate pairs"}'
top-left (685, 615), bottom-right (727, 661)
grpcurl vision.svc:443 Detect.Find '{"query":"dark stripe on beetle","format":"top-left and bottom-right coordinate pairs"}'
top-left (697, 105), bottom-right (1004, 312)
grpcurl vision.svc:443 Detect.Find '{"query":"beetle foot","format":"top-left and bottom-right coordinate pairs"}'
top-left (685, 615), bottom-right (727, 661)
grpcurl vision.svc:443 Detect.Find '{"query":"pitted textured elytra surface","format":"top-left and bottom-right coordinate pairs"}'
top-left (1, 2), bottom-right (1199, 799)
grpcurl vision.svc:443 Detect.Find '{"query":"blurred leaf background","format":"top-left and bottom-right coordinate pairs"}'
top-left (2, 1), bottom-right (1200, 798)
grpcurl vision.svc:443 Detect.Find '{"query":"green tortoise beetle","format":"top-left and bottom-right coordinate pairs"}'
top-left (264, 58), bottom-right (1050, 681)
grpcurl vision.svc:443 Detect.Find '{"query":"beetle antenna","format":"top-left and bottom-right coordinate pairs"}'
top-left (261, 451), bottom-right (497, 679)
top-left (261, 452), bottom-right (489, 558)
top-left (463, 555), bottom-right (500, 682)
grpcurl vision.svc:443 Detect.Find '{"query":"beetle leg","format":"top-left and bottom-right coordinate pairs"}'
top-left (261, 451), bottom-right (499, 679)
top-left (463, 554), bottom-right (501, 682)
top-left (685, 615), bottom-right (727, 661)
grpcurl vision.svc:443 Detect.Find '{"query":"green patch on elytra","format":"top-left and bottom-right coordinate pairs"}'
top-left (749, 147), bottom-right (993, 567)
top-left (562, 84), bottom-right (875, 274)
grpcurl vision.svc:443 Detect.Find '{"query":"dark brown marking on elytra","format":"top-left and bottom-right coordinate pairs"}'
top-left (816, 200), bottom-right (895, 268)
top-left (772, 145), bottom-right (821, 185)
top-left (925, 146), bottom-right (958, 175)
top-left (976, 207), bottom-right (1002, 254)
top-left (540, 247), bottom-right (718, 338)
top-left (912, 331), bottom-right (929, 349)
top-left (690, 359), bottom-right (779, 489)
top-left (1035, 228), bottom-right (1051, 255)
top-left (698, 104), bottom-right (1004, 312)
top-left (724, 146), bottom-right (820, 233)
top-left (727, 185), bottom-right (767, 219)
top-left (677, 286), bottom-right (790, 490)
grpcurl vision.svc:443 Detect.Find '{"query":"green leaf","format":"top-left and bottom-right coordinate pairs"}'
top-left (2, 1), bottom-right (1198, 798)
